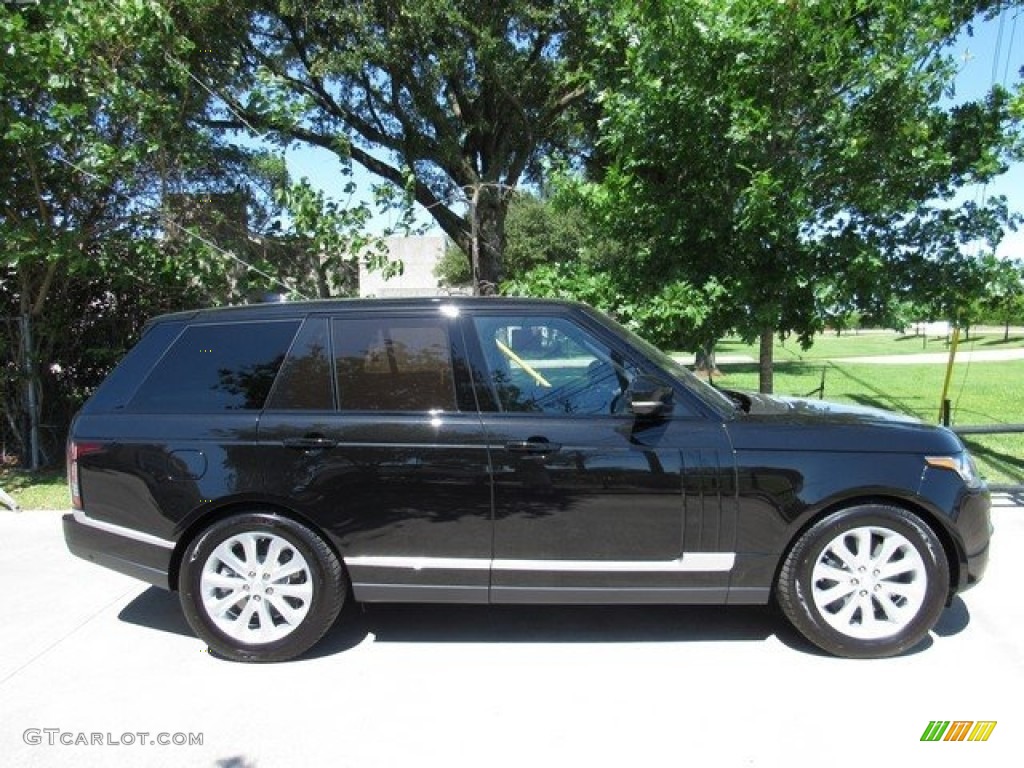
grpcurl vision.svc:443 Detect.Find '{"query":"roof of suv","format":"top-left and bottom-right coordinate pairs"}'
top-left (148, 296), bottom-right (590, 327)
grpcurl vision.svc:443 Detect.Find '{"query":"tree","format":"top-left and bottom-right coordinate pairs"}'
top-left (269, 176), bottom-right (416, 299)
top-left (0, 0), bottom-right (276, 466)
top-left (437, 188), bottom-right (597, 290)
top-left (983, 256), bottom-right (1024, 340)
top-left (501, 188), bottom-right (723, 353)
top-left (581, 0), bottom-right (1021, 392)
top-left (189, 0), bottom-right (598, 294)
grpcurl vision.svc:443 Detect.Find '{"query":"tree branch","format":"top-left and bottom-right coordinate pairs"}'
top-left (345, 142), bottom-right (467, 244)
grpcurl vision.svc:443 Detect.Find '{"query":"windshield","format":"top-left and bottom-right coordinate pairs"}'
top-left (580, 307), bottom-right (737, 416)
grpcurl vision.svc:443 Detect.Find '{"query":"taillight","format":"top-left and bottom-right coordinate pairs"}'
top-left (67, 440), bottom-right (103, 510)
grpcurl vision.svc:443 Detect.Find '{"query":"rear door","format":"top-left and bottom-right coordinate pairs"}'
top-left (257, 309), bottom-right (493, 603)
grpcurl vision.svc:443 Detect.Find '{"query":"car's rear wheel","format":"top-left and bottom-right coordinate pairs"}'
top-left (777, 503), bottom-right (949, 658)
top-left (179, 513), bottom-right (345, 662)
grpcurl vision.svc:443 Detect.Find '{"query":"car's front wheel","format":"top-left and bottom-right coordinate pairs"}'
top-left (179, 513), bottom-right (345, 662)
top-left (777, 503), bottom-right (949, 658)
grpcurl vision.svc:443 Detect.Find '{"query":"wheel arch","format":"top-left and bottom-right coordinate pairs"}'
top-left (771, 493), bottom-right (965, 603)
top-left (169, 499), bottom-right (348, 593)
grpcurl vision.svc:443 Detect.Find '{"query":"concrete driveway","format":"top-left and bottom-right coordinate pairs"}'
top-left (1, 498), bottom-right (1021, 768)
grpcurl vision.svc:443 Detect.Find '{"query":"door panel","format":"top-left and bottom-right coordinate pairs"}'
top-left (257, 312), bottom-right (493, 603)
top-left (466, 312), bottom-right (736, 603)
top-left (484, 417), bottom-right (735, 602)
top-left (258, 412), bottom-right (493, 602)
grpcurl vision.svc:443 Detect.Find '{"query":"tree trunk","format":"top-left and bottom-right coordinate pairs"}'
top-left (468, 184), bottom-right (508, 296)
top-left (693, 342), bottom-right (718, 372)
top-left (18, 273), bottom-right (41, 470)
top-left (758, 327), bottom-right (774, 394)
top-left (314, 260), bottom-right (331, 299)
top-left (1006, 318), bottom-right (1010, 342)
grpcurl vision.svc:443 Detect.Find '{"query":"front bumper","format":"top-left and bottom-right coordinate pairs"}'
top-left (954, 488), bottom-right (992, 592)
top-left (63, 511), bottom-right (174, 590)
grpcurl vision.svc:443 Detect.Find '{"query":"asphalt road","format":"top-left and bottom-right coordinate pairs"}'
top-left (1, 498), bottom-right (1021, 768)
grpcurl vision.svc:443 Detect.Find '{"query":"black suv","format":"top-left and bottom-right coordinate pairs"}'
top-left (64, 297), bottom-right (991, 661)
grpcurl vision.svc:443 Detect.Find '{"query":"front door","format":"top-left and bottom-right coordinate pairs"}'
top-left (464, 311), bottom-right (735, 604)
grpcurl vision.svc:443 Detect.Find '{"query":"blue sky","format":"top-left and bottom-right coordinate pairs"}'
top-left (282, 7), bottom-right (1023, 258)
top-left (947, 6), bottom-right (1022, 258)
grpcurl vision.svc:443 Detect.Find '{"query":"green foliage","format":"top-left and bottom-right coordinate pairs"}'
top-left (0, 467), bottom-right (68, 510)
top-left (579, 0), bottom-right (1022, 391)
top-left (437, 189), bottom-right (599, 289)
top-left (495, 187), bottom-right (721, 349)
top-left (503, 192), bottom-right (592, 276)
top-left (981, 256), bottom-right (1024, 333)
top-left (434, 239), bottom-right (473, 288)
top-left (191, 0), bottom-right (603, 291)
top-left (271, 176), bottom-right (414, 298)
top-left (0, 1), bottom-right (284, 465)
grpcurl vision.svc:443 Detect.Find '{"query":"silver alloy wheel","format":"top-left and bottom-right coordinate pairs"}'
top-left (200, 531), bottom-right (314, 644)
top-left (810, 525), bottom-right (928, 640)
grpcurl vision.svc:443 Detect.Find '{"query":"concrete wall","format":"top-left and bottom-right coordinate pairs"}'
top-left (358, 236), bottom-right (447, 298)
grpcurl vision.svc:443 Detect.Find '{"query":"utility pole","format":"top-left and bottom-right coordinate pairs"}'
top-left (469, 183), bottom-right (481, 297)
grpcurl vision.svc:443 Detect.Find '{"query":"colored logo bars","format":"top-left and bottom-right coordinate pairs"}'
top-left (921, 721), bottom-right (997, 742)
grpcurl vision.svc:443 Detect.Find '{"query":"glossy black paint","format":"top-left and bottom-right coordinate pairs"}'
top-left (64, 297), bottom-right (991, 609)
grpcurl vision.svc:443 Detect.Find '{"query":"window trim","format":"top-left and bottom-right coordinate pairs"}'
top-left (263, 316), bottom-right (336, 412)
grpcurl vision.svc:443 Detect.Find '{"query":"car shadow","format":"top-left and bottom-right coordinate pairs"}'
top-left (931, 596), bottom-right (971, 637)
top-left (117, 588), bottom-right (972, 661)
top-left (308, 602), bottom-right (780, 658)
top-left (118, 587), bottom-right (193, 637)
top-left (772, 595), bottom-right (971, 658)
top-left (118, 587), bottom-right (780, 654)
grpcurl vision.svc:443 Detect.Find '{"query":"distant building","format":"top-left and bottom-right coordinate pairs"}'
top-left (359, 236), bottom-right (449, 298)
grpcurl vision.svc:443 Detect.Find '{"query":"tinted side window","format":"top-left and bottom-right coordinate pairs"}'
top-left (265, 318), bottom-right (333, 410)
top-left (333, 317), bottom-right (457, 411)
top-left (130, 321), bottom-right (300, 412)
top-left (471, 315), bottom-right (637, 415)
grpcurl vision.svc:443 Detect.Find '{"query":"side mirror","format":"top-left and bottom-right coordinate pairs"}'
top-left (626, 375), bottom-right (674, 417)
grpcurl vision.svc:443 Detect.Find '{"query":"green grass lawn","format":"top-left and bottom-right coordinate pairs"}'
top-left (717, 327), bottom-right (1024, 361)
top-left (0, 466), bottom-right (69, 510)
top-left (710, 332), bottom-right (1024, 486)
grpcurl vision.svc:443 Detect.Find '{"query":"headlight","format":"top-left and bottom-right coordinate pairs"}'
top-left (925, 453), bottom-right (983, 488)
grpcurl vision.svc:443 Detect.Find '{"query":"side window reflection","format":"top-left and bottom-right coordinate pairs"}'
top-left (333, 317), bottom-right (457, 412)
top-left (129, 321), bottom-right (299, 412)
top-left (472, 316), bottom-right (637, 415)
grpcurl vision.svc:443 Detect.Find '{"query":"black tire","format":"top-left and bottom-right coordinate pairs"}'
top-left (777, 503), bottom-right (949, 659)
top-left (179, 513), bottom-right (345, 662)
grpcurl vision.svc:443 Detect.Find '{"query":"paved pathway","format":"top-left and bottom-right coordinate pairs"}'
top-left (675, 347), bottom-right (1024, 367)
top-left (832, 348), bottom-right (1024, 365)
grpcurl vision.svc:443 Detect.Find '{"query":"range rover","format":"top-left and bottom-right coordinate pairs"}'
top-left (63, 297), bottom-right (991, 661)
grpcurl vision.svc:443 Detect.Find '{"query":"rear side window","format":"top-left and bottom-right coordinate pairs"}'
top-left (129, 320), bottom-right (300, 412)
top-left (333, 317), bottom-right (457, 411)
